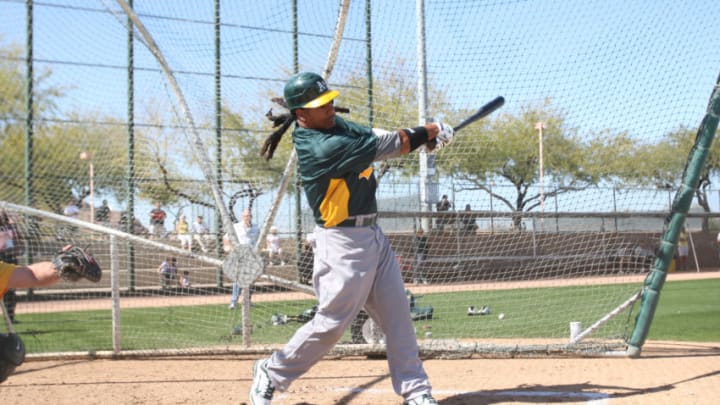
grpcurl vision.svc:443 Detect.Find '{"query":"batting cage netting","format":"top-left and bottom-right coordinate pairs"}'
top-left (1, 0), bottom-right (719, 358)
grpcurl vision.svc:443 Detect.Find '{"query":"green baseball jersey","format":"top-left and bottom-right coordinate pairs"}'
top-left (292, 116), bottom-right (378, 227)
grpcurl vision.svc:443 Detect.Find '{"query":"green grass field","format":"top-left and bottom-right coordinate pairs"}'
top-left (647, 278), bottom-right (720, 341)
top-left (11, 278), bottom-right (719, 354)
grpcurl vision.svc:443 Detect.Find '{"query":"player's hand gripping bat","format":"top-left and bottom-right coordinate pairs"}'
top-left (427, 95), bottom-right (505, 150)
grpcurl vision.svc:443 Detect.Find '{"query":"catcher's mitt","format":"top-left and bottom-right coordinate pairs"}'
top-left (52, 245), bottom-right (102, 283)
top-left (0, 333), bottom-right (25, 383)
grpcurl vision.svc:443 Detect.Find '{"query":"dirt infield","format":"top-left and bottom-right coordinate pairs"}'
top-left (3, 271), bottom-right (719, 404)
top-left (1, 341), bottom-right (718, 404)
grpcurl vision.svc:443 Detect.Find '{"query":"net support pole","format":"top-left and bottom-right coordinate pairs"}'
top-left (365, 0), bottom-right (374, 128)
top-left (627, 74), bottom-right (720, 357)
top-left (24, 0), bottom-right (35, 265)
top-left (214, 0), bottom-right (224, 285)
top-left (416, 0), bottom-right (435, 231)
top-left (110, 235), bottom-right (122, 354)
top-left (125, 0), bottom-right (136, 292)
top-left (688, 231), bottom-right (700, 272)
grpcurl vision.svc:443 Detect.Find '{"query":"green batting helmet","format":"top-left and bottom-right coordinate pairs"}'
top-left (283, 72), bottom-right (339, 110)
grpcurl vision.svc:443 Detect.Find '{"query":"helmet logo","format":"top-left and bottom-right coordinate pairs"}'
top-left (316, 79), bottom-right (328, 94)
top-left (284, 72), bottom-right (337, 110)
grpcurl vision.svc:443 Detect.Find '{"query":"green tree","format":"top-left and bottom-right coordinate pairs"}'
top-left (132, 101), bottom-right (205, 210)
top-left (619, 126), bottom-right (720, 231)
top-left (223, 105), bottom-right (284, 182)
top-left (0, 42), bottom-right (183, 215)
top-left (340, 68), bottom-right (452, 179)
top-left (0, 42), bottom-right (71, 211)
top-left (441, 98), bottom-right (629, 228)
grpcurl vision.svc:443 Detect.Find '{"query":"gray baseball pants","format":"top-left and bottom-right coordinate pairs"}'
top-left (265, 224), bottom-right (431, 400)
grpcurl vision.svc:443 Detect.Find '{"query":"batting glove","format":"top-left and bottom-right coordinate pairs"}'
top-left (432, 122), bottom-right (455, 152)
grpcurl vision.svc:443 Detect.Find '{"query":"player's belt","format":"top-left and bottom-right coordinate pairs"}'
top-left (337, 213), bottom-right (377, 227)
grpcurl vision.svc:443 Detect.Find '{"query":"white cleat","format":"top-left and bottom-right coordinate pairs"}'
top-left (403, 393), bottom-right (439, 405)
top-left (249, 358), bottom-right (276, 405)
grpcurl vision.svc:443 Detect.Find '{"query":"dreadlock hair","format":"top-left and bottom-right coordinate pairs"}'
top-left (261, 108), bottom-right (295, 161)
top-left (260, 97), bottom-right (350, 161)
top-left (261, 97), bottom-right (295, 161)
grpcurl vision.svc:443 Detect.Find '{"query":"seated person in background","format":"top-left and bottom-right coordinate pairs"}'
top-left (157, 257), bottom-right (178, 288)
top-left (95, 200), bottom-right (111, 223)
top-left (63, 200), bottom-right (80, 218)
top-left (179, 270), bottom-right (191, 288)
top-left (461, 204), bottom-right (479, 234)
top-left (191, 215), bottom-right (211, 253)
top-left (266, 226), bottom-right (285, 265)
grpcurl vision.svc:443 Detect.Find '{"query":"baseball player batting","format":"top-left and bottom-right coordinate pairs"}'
top-left (252, 72), bottom-right (455, 405)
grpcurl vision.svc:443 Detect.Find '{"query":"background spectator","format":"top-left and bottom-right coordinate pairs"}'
top-left (95, 199), bottom-right (111, 223)
top-left (57, 200), bottom-right (80, 240)
top-left (461, 204), bottom-right (479, 234)
top-left (179, 270), bottom-right (191, 288)
top-left (266, 226), bottom-right (285, 265)
top-left (176, 215), bottom-right (191, 251)
top-left (63, 200), bottom-right (80, 218)
top-left (157, 257), bottom-right (178, 288)
top-left (677, 226), bottom-right (689, 271)
top-left (436, 194), bottom-right (452, 231)
top-left (191, 215), bottom-right (210, 253)
top-left (224, 209), bottom-right (259, 309)
top-left (413, 228), bottom-right (429, 285)
top-left (149, 201), bottom-right (167, 239)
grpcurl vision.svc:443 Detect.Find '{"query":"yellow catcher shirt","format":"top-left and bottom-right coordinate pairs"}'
top-left (0, 261), bottom-right (16, 299)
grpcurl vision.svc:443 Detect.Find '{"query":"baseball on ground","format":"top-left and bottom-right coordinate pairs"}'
top-left (498, 313), bottom-right (505, 320)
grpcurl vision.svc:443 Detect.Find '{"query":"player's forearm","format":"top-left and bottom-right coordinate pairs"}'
top-left (373, 124), bottom-right (440, 161)
top-left (8, 262), bottom-right (61, 289)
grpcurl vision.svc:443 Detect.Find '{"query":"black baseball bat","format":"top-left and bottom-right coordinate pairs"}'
top-left (426, 96), bottom-right (505, 150)
top-left (454, 96), bottom-right (505, 132)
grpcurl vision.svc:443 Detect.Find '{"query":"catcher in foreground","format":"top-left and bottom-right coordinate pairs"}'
top-left (0, 244), bottom-right (102, 383)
